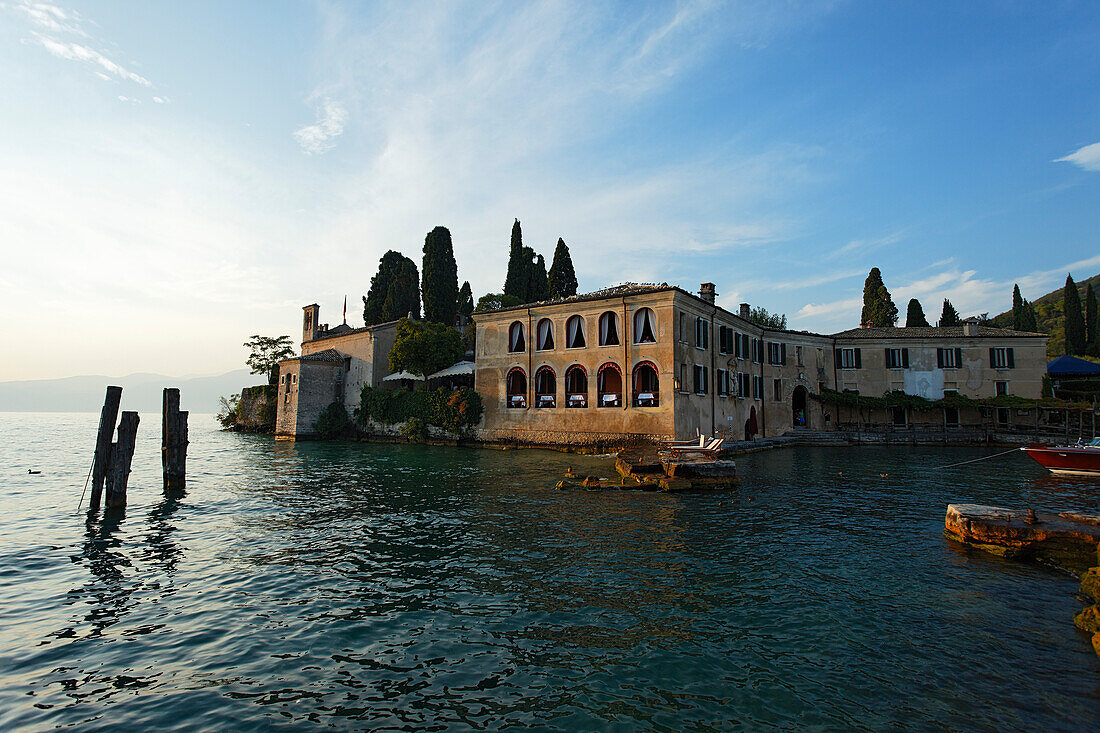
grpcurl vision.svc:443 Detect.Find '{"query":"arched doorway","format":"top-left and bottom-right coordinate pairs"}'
top-left (792, 385), bottom-right (808, 427)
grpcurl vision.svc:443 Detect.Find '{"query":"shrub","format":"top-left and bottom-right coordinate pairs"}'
top-left (313, 401), bottom-right (350, 439)
top-left (356, 386), bottom-right (483, 438)
top-left (217, 394), bottom-right (240, 428)
top-left (400, 416), bottom-right (429, 441)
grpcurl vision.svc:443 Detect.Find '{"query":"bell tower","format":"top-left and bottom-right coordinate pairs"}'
top-left (303, 304), bottom-right (320, 343)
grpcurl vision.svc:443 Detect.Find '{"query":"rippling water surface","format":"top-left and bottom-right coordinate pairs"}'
top-left (1, 412), bottom-right (1099, 731)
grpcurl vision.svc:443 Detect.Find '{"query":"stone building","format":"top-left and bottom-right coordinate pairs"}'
top-left (275, 304), bottom-right (399, 438)
top-left (472, 283), bottom-right (1048, 445)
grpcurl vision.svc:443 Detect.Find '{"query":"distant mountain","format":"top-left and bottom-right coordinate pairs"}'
top-left (989, 273), bottom-right (1100, 359)
top-left (0, 369), bottom-right (256, 413)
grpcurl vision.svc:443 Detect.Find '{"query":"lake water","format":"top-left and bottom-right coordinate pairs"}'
top-left (1, 412), bottom-right (1098, 731)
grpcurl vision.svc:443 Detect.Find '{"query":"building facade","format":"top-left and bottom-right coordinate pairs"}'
top-left (275, 304), bottom-right (399, 438)
top-left (473, 284), bottom-right (1048, 444)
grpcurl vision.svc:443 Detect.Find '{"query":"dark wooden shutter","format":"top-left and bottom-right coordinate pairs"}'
top-left (989, 348), bottom-right (996, 368)
top-left (854, 348), bottom-right (862, 369)
top-left (902, 348), bottom-right (909, 368)
top-left (835, 349), bottom-right (842, 369)
top-left (885, 348), bottom-right (891, 367)
top-left (936, 348), bottom-right (944, 369)
top-left (1007, 348), bottom-right (1015, 368)
top-left (954, 348), bottom-right (961, 368)
top-left (780, 343), bottom-right (786, 365)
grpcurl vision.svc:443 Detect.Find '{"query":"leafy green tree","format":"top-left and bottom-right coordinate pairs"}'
top-left (860, 267), bottom-right (898, 326)
top-left (388, 318), bottom-right (466, 377)
top-left (939, 299), bottom-right (961, 327)
top-left (474, 293), bottom-right (522, 312)
top-left (243, 335), bottom-right (295, 384)
top-left (748, 306), bottom-right (786, 329)
top-left (363, 251), bottom-right (420, 325)
top-left (1086, 283), bottom-right (1099, 356)
top-left (421, 226), bottom-right (459, 325)
top-left (905, 298), bottom-right (929, 327)
top-left (1011, 284), bottom-right (1025, 330)
top-left (504, 219), bottom-right (526, 300)
top-left (313, 401), bottom-right (350, 439)
top-left (547, 237), bottom-right (578, 299)
top-left (457, 280), bottom-right (474, 319)
top-left (1064, 274), bottom-right (1086, 355)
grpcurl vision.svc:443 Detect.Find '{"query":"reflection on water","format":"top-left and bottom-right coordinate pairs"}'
top-left (0, 413), bottom-right (1098, 731)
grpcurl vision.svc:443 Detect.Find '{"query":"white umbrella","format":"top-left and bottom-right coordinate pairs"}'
top-left (382, 370), bottom-right (425, 382)
top-left (426, 361), bottom-right (476, 379)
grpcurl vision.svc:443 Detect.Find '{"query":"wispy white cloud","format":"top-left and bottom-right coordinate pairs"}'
top-left (293, 98), bottom-right (347, 154)
top-left (12, 1), bottom-right (159, 94)
top-left (826, 230), bottom-right (906, 260)
top-left (1054, 141), bottom-right (1100, 172)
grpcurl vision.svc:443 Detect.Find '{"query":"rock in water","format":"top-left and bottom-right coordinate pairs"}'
top-left (1080, 567), bottom-right (1100, 603)
top-left (1073, 605), bottom-right (1100, 633)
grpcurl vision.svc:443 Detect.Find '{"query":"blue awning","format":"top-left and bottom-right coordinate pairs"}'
top-left (1047, 355), bottom-right (1100, 377)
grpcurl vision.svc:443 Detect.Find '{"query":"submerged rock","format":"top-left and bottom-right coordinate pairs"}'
top-left (1081, 567), bottom-right (1100, 602)
top-left (944, 504), bottom-right (1100, 575)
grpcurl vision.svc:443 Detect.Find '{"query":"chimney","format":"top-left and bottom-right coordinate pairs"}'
top-left (739, 303), bottom-right (750, 320)
top-left (963, 321), bottom-right (976, 336)
top-left (699, 283), bottom-right (716, 304)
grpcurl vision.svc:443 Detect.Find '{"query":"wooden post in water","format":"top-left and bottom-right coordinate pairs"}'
top-left (105, 411), bottom-right (139, 508)
top-left (162, 388), bottom-right (187, 491)
top-left (89, 386), bottom-right (123, 511)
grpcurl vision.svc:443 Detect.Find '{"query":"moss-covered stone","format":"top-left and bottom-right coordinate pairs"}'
top-left (1073, 605), bottom-right (1100, 633)
top-left (1092, 632), bottom-right (1100, 661)
top-left (1080, 567), bottom-right (1100, 602)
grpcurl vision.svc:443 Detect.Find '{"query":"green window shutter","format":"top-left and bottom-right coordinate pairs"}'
top-left (1007, 348), bottom-right (1015, 368)
top-left (854, 348), bottom-right (862, 369)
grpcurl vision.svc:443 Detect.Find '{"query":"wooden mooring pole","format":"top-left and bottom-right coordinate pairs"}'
top-left (105, 411), bottom-right (139, 508)
top-left (162, 388), bottom-right (188, 491)
top-left (89, 386), bottom-right (122, 511)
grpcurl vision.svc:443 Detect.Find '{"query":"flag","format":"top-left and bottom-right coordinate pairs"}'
top-left (343, 295), bottom-right (347, 324)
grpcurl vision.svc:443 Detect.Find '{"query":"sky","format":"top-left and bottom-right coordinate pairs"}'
top-left (1, 0), bottom-right (1099, 381)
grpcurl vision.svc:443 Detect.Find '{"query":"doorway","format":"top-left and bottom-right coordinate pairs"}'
top-left (792, 386), bottom-right (808, 428)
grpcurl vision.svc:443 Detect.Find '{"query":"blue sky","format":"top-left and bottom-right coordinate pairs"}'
top-left (1, 1), bottom-right (1098, 381)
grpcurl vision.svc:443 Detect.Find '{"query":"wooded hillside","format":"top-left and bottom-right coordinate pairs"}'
top-left (989, 273), bottom-right (1100, 358)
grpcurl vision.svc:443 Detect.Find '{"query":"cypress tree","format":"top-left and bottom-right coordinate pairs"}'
top-left (860, 267), bottom-right (898, 327)
top-left (421, 226), bottom-right (459, 325)
top-left (1011, 284), bottom-right (1025, 330)
top-left (547, 237), bottom-right (578, 299)
top-left (939, 299), bottom-right (961, 327)
top-left (457, 281), bottom-right (474, 319)
top-left (1064, 274), bottom-right (1086, 355)
top-left (1085, 283), bottom-right (1099, 356)
top-left (503, 219), bottom-right (525, 300)
top-left (905, 298), bottom-right (929, 327)
top-left (1020, 299), bottom-right (1039, 333)
top-left (363, 251), bottom-right (420, 325)
top-left (527, 253), bottom-right (550, 302)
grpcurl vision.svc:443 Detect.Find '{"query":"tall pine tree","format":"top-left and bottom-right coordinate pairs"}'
top-left (1085, 283), bottom-right (1099, 356)
top-left (1020, 299), bottom-right (1039, 333)
top-left (457, 281), bottom-right (474, 320)
top-left (1012, 284), bottom-right (1026, 330)
top-left (905, 298), bottom-right (929, 327)
top-left (363, 251), bottom-right (420, 325)
top-left (503, 219), bottom-right (526, 300)
top-left (528, 253), bottom-right (550, 302)
top-left (860, 267), bottom-right (898, 327)
top-left (1063, 274), bottom-right (1086, 355)
top-left (547, 237), bottom-right (578, 299)
top-left (421, 226), bottom-right (459, 325)
top-left (939, 299), bottom-right (961, 327)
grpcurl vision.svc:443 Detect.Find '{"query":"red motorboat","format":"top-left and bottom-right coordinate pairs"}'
top-left (1022, 438), bottom-right (1100, 476)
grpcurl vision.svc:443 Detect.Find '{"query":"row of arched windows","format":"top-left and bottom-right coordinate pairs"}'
top-left (507, 309), bottom-right (657, 353)
top-left (506, 362), bottom-right (660, 409)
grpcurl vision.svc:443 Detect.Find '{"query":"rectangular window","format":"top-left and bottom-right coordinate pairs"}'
top-left (695, 318), bottom-right (709, 349)
top-left (937, 348), bottom-right (960, 369)
top-left (773, 378), bottom-right (781, 401)
top-left (693, 364), bottom-right (704, 394)
top-left (751, 338), bottom-right (761, 364)
top-left (989, 347), bottom-right (1014, 369)
top-left (717, 368), bottom-right (729, 396)
top-left (837, 347), bottom-right (861, 369)
top-left (796, 346), bottom-right (804, 366)
top-left (886, 348), bottom-right (909, 369)
top-left (995, 381), bottom-right (1008, 396)
top-left (734, 332), bottom-right (743, 358)
top-left (767, 342), bottom-right (787, 365)
top-left (718, 325), bottom-right (735, 355)
top-left (679, 313), bottom-right (686, 343)
top-left (679, 363), bottom-right (688, 393)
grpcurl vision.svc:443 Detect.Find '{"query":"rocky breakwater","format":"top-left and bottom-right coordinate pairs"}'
top-left (945, 504), bottom-right (1100, 660)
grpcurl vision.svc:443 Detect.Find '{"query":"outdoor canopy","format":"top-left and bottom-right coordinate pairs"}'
top-left (1047, 355), bottom-right (1100, 378)
top-left (382, 370), bottom-right (425, 382)
top-left (426, 361), bottom-right (475, 379)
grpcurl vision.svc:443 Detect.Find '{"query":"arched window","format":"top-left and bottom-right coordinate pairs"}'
top-left (535, 366), bottom-right (556, 408)
top-left (633, 308), bottom-right (656, 344)
top-left (598, 311), bottom-right (619, 346)
top-left (566, 315), bottom-right (586, 348)
top-left (508, 322), bottom-right (525, 353)
top-left (536, 318), bottom-right (554, 350)
top-left (597, 362), bottom-right (622, 407)
top-left (506, 367), bottom-right (527, 408)
top-left (632, 361), bottom-right (659, 407)
top-left (565, 365), bottom-right (588, 408)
